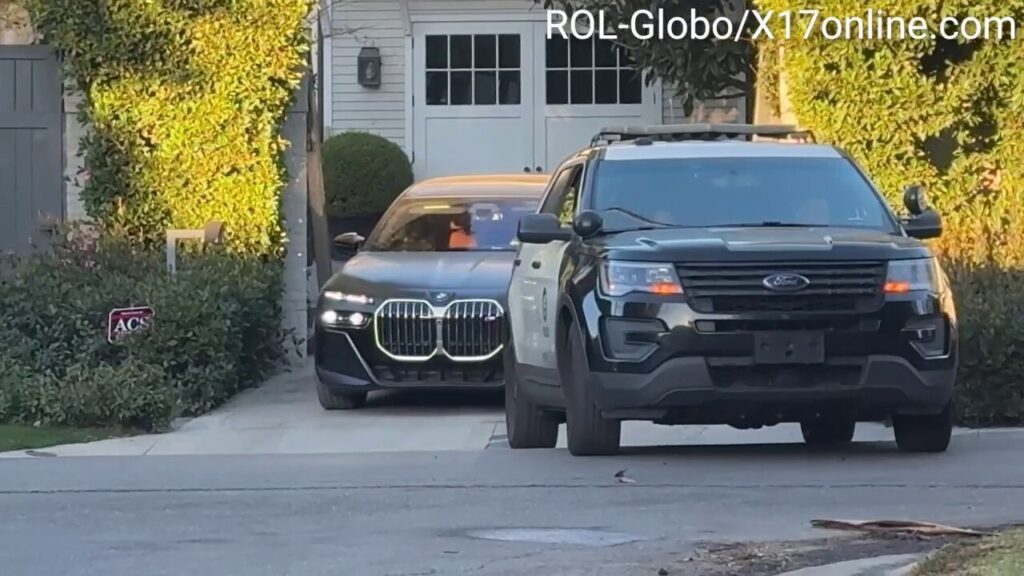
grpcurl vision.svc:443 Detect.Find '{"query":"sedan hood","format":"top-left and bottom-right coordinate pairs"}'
top-left (596, 227), bottom-right (932, 262)
top-left (323, 251), bottom-right (517, 301)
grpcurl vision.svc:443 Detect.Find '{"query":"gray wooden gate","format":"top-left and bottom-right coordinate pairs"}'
top-left (0, 46), bottom-right (63, 255)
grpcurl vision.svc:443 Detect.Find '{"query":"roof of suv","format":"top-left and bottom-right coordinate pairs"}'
top-left (601, 140), bottom-right (843, 161)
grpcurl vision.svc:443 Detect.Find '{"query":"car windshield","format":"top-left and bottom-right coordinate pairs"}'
top-left (591, 157), bottom-right (895, 231)
top-left (366, 197), bottom-right (539, 252)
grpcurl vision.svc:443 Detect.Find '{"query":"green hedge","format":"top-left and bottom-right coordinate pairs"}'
top-left (323, 132), bottom-right (414, 218)
top-left (0, 227), bottom-right (287, 431)
top-left (758, 0), bottom-right (1024, 424)
top-left (26, 0), bottom-right (312, 256)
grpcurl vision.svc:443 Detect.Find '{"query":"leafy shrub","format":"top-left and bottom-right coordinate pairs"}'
top-left (757, 0), bottom-right (1024, 423)
top-left (25, 0), bottom-right (312, 256)
top-left (322, 132), bottom-right (414, 218)
top-left (0, 227), bottom-right (287, 430)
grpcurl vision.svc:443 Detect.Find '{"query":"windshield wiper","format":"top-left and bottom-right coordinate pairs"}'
top-left (601, 207), bottom-right (674, 228)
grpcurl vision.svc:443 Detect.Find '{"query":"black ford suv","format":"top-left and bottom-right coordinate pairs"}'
top-left (504, 124), bottom-right (957, 456)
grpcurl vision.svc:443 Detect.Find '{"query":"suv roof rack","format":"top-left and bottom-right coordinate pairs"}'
top-left (590, 123), bottom-right (817, 146)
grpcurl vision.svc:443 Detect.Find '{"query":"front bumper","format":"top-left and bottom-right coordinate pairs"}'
top-left (582, 292), bottom-right (957, 421)
top-left (314, 326), bottom-right (504, 392)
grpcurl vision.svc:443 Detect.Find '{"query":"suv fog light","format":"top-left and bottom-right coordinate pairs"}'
top-left (904, 318), bottom-right (947, 358)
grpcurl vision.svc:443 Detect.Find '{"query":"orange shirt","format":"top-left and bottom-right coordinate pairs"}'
top-left (449, 228), bottom-right (476, 249)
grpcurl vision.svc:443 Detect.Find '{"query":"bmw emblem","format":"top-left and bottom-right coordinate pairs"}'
top-left (762, 273), bottom-right (811, 292)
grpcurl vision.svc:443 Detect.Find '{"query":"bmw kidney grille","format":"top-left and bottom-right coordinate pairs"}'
top-left (374, 299), bottom-right (505, 362)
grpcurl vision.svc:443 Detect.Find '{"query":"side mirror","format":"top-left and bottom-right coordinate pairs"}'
top-left (332, 232), bottom-right (365, 258)
top-left (517, 213), bottom-right (572, 244)
top-left (903, 209), bottom-right (942, 239)
top-left (572, 210), bottom-right (603, 239)
top-left (903, 185), bottom-right (928, 215)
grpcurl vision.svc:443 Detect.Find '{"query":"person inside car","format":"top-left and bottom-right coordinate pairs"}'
top-left (448, 211), bottom-right (477, 249)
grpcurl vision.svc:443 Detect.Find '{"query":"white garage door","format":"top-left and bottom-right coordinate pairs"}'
top-left (411, 20), bottom-right (660, 180)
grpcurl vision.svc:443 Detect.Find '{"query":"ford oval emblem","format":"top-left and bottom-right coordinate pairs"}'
top-left (762, 273), bottom-right (810, 292)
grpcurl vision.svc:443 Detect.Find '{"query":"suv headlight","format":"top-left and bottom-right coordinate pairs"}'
top-left (885, 258), bottom-right (939, 294)
top-left (601, 261), bottom-right (683, 297)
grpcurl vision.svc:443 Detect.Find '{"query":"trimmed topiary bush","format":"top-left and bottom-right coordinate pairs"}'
top-left (323, 132), bottom-right (414, 219)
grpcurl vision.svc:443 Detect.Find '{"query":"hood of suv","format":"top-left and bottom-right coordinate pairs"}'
top-left (594, 226), bottom-right (932, 262)
top-left (323, 251), bottom-right (516, 302)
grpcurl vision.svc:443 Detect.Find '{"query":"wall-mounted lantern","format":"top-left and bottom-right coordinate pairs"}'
top-left (357, 47), bottom-right (381, 88)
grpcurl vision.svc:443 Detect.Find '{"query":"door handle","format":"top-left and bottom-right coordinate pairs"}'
top-left (523, 166), bottom-right (532, 173)
top-left (531, 260), bottom-right (542, 269)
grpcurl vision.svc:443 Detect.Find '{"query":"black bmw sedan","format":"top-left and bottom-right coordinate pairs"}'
top-left (313, 174), bottom-right (548, 409)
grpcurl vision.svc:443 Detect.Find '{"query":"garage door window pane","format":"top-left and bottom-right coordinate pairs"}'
top-left (499, 71), bottom-right (521, 104)
top-left (546, 36), bottom-right (568, 68)
top-left (595, 70), bottom-right (617, 104)
top-left (426, 71), bottom-right (448, 105)
top-left (620, 70), bottom-right (642, 104)
top-left (546, 70), bottom-right (568, 105)
top-left (499, 35), bottom-right (520, 69)
top-left (475, 35), bottom-right (497, 69)
top-left (594, 39), bottom-right (617, 68)
top-left (451, 35), bottom-right (472, 69)
top-left (451, 71), bottom-right (472, 104)
top-left (570, 70), bottom-right (593, 104)
top-left (475, 71), bottom-right (497, 105)
top-left (569, 37), bottom-right (592, 67)
top-left (426, 36), bottom-right (447, 69)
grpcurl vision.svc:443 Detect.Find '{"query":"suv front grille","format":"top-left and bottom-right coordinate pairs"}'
top-left (374, 299), bottom-right (505, 362)
top-left (677, 261), bottom-right (885, 313)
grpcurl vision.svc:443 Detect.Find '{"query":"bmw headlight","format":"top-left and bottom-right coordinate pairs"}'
top-left (320, 309), bottom-right (370, 328)
top-left (601, 261), bottom-right (683, 297)
top-left (885, 258), bottom-right (939, 294)
top-left (323, 291), bottom-right (374, 305)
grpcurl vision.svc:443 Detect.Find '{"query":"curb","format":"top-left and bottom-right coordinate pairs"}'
top-left (773, 553), bottom-right (922, 576)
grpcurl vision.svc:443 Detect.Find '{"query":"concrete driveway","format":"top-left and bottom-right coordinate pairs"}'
top-left (0, 360), bottom-right (986, 458)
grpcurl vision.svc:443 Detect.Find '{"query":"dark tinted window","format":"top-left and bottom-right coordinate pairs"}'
top-left (591, 157), bottom-right (894, 230)
top-left (367, 197), bottom-right (538, 252)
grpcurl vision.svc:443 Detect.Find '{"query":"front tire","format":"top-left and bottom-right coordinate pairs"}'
top-left (317, 380), bottom-right (367, 410)
top-left (801, 417), bottom-right (856, 447)
top-left (893, 404), bottom-right (953, 453)
top-left (562, 322), bottom-right (620, 456)
top-left (504, 342), bottom-right (559, 449)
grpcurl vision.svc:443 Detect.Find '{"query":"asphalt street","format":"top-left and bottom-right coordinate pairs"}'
top-left (1, 366), bottom-right (1022, 575)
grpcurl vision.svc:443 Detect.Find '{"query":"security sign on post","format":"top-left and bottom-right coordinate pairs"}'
top-left (108, 307), bottom-right (155, 343)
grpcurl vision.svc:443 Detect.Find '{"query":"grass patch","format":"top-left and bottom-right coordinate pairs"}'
top-left (0, 424), bottom-right (126, 452)
top-left (915, 531), bottom-right (1024, 576)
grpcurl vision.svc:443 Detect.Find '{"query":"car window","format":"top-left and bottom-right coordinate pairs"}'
top-left (366, 197), bottom-right (539, 252)
top-left (541, 165), bottom-right (582, 225)
top-left (557, 168), bottom-right (582, 226)
top-left (591, 157), bottom-right (896, 231)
